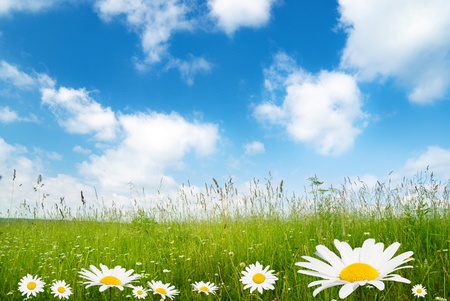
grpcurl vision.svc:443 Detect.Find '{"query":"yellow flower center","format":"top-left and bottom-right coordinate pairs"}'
top-left (156, 287), bottom-right (167, 295)
top-left (340, 263), bottom-right (379, 282)
top-left (100, 275), bottom-right (122, 286)
top-left (252, 273), bottom-right (266, 284)
top-left (137, 289), bottom-right (143, 295)
top-left (57, 286), bottom-right (66, 293)
top-left (27, 282), bottom-right (37, 290)
top-left (416, 288), bottom-right (423, 293)
top-left (199, 286), bottom-right (209, 292)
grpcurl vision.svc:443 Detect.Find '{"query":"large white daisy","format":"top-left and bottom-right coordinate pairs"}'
top-left (18, 274), bottom-right (45, 298)
top-left (148, 280), bottom-right (179, 300)
top-left (50, 280), bottom-right (73, 299)
top-left (296, 238), bottom-right (414, 299)
top-left (79, 264), bottom-right (140, 292)
top-left (240, 261), bottom-right (278, 294)
top-left (192, 281), bottom-right (218, 295)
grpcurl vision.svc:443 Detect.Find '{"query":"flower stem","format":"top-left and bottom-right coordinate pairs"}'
top-left (358, 286), bottom-right (364, 301)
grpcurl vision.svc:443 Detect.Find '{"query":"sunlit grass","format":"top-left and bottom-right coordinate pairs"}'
top-left (1, 170), bottom-right (449, 300)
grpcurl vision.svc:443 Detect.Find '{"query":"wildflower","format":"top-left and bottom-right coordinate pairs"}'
top-left (192, 281), bottom-right (218, 295)
top-left (148, 280), bottom-right (179, 300)
top-left (50, 280), bottom-right (73, 299)
top-left (18, 274), bottom-right (45, 298)
top-left (240, 261), bottom-right (278, 294)
top-left (412, 284), bottom-right (427, 298)
top-left (132, 285), bottom-right (148, 299)
top-left (79, 264), bottom-right (140, 292)
top-left (296, 238), bottom-right (414, 299)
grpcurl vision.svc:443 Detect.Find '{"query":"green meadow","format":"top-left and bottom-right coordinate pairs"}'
top-left (1, 172), bottom-right (449, 300)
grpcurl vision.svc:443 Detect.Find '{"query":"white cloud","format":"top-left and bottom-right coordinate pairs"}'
top-left (41, 86), bottom-right (118, 141)
top-left (166, 55), bottom-right (213, 85)
top-left (0, 60), bottom-right (222, 215)
top-left (208, 0), bottom-right (276, 35)
top-left (244, 141), bottom-right (265, 155)
top-left (0, 61), bottom-right (36, 89)
top-left (255, 52), bottom-right (368, 156)
top-left (95, 0), bottom-right (191, 65)
top-left (73, 145), bottom-right (92, 155)
top-left (403, 146), bottom-right (450, 179)
top-left (79, 112), bottom-right (219, 194)
top-left (0, 0), bottom-right (58, 15)
top-left (0, 137), bottom-right (99, 215)
top-left (0, 106), bottom-right (18, 123)
top-left (338, 0), bottom-right (450, 103)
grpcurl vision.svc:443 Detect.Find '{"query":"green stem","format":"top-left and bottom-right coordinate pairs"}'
top-left (358, 286), bottom-right (364, 301)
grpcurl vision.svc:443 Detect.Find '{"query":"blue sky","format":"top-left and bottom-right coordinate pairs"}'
top-left (1, 0), bottom-right (450, 214)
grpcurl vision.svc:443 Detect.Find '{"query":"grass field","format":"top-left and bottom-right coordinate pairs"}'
top-left (1, 172), bottom-right (449, 300)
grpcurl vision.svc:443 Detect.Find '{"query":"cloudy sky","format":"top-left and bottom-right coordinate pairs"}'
top-left (1, 0), bottom-right (450, 214)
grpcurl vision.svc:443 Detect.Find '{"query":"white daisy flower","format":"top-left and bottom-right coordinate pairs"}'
top-left (148, 280), bottom-right (179, 300)
top-left (192, 281), bottom-right (218, 295)
top-left (296, 238), bottom-right (414, 299)
top-left (240, 261), bottom-right (278, 294)
top-left (79, 264), bottom-right (140, 292)
top-left (132, 285), bottom-right (148, 299)
top-left (18, 274), bottom-right (45, 298)
top-left (50, 280), bottom-right (73, 299)
top-left (412, 284), bottom-right (427, 298)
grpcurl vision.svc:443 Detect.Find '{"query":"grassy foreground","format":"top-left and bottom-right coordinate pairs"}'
top-left (1, 173), bottom-right (450, 300)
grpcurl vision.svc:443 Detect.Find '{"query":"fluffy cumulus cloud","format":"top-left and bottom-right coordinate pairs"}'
top-left (338, 0), bottom-right (450, 103)
top-left (41, 86), bottom-right (118, 141)
top-left (94, 0), bottom-right (213, 84)
top-left (0, 60), bottom-right (221, 213)
top-left (95, 0), bottom-right (191, 64)
top-left (403, 146), bottom-right (450, 179)
top-left (79, 112), bottom-right (219, 194)
top-left (208, 0), bottom-right (276, 35)
top-left (255, 52), bottom-right (368, 156)
top-left (0, 137), bottom-right (95, 215)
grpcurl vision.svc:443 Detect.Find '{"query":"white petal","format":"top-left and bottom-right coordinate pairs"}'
top-left (311, 280), bottom-right (343, 297)
top-left (379, 251), bottom-right (414, 275)
top-left (296, 256), bottom-right (340, 277)
top-left (315, 245), bottom-right (346, 270)
top-left (298, 269), bottom-right (334, 279)
top-left (368, 280), bottom-right (385, 290)
top-left (334, 240), bottom-right (357, 264)
top-left (360, 239), bottom-right (376, 263)
top-left (381, 274), bottom-right (411, 284)
top-left (339, 282), bottom-right (360, 299)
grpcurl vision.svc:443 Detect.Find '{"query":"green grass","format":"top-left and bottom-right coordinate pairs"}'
top-left (1, 172), bottom-right (450, 300)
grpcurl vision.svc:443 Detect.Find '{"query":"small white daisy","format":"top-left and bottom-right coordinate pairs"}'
top-left (18, 274), bottom-right (45, 298)
top-left (192, 281), bottom-right (218, 295)
top-left (79, 264), bottom-right (140, 292)
top-left (412, 284), bottom-right (427, 298)
top-left (132, 285), bottom-right (148, 299)
top-left (240, 261), bottom-right (278, 294)
top-left (296, 238), bottom-right (414, 299)
top-left (50, 280), bottom-right (73, 299)
top-left (148, 280), bottom-right (179, 300)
